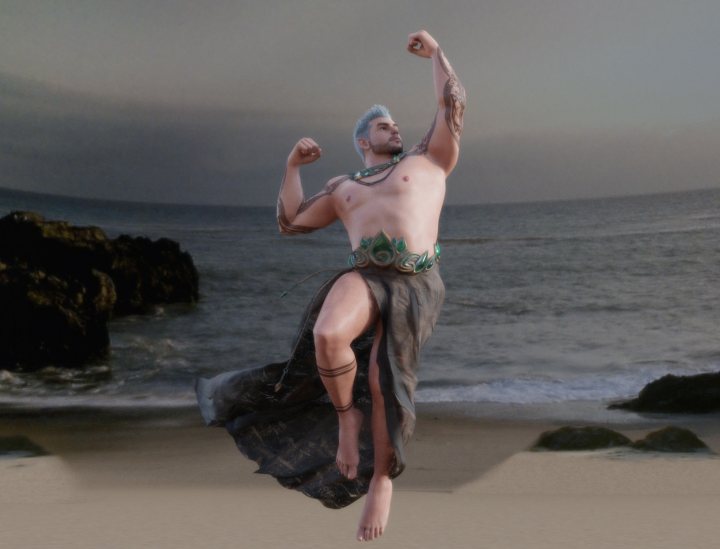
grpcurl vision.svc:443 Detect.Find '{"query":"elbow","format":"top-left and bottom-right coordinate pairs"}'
top-left (278, 226), bottom-right (296, 236)
top-left (277, 217), bottom-right (313, 235)
top-left (277, 206), bottom-right (298, 235)
top-left (277, 218), bottom-right (296, 236)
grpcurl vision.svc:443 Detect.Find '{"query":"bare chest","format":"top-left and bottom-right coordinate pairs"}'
top-left (333, 157), bottom-right (445, 216)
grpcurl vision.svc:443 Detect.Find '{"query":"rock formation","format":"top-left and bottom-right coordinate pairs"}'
top-left (0, 211), bottom-right (199, 371)
top-left (609, 372), bottom-right (720, 414)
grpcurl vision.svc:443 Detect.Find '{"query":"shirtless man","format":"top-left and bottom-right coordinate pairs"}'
top-left (276, 30), bottom-right (466, 541)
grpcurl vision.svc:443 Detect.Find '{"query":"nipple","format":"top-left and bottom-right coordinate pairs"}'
top-left (403, 175), bottom-right (409, 182)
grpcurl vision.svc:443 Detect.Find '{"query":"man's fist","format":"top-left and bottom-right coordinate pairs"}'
top-left (287, 138), bottom-right (322, 167)
top-left (407, 30), bottom-right (439, 58)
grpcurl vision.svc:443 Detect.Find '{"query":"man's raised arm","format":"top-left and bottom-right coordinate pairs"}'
top-left (407, 30), bottom-right (467, 175)
top-left (276, 138), bottom-right (341, 235)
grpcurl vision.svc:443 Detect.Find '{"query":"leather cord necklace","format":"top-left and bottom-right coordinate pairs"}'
top-left (350, 152), bottom-right (407, 184)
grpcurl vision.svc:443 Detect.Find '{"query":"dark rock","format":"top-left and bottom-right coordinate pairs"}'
top-left (608, 372), bottom-right (720, 413)
top-left (0, 211), bottom-right (199, 370)
top-left (108, 234), bottom-right (199, 314)
top-left (0, 435), bottom-right (49, 458)
top-left (632, 426), bottom-right (711, 453)
top-left (0, 262), bottom-right (113, 370)
top-left (0, 211), bottom-right (199, 314)
top-left (532, 426), bottom-right (632, 451)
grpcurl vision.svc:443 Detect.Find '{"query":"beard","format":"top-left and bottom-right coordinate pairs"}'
top-left (370, 139), bottom-right (403, 156)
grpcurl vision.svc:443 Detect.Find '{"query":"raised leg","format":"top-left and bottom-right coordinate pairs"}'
top-left (314, 272), bottom-right (378, 480)
top-left (356, 319), bottom-right (394, 542)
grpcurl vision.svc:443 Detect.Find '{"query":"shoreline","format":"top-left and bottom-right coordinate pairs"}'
top-left (2, 401), bottom-right (719, 480)
top-left (3, 397), bottom-right (720, 430)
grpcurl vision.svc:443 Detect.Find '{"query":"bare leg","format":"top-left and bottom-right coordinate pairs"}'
top-left (357, 319), bottom-right (394, 542)
top-left (314, 272), bottom-right (378, 480)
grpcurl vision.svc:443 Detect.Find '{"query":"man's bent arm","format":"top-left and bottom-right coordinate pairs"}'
top-left (277, 169), bottom-right (343, 235)
top-left (408, 31), bottom-right (467, 174)
top-left (276, 137), bottom-right (341, 235)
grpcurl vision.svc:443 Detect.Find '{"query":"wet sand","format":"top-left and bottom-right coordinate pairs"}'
top-left (1, 405), bottom-right (720, 548)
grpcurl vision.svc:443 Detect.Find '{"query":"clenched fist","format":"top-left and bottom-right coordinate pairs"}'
top-left (287, 138), bottom-right (322, 167)
top-left (407, 30), bottom-right (439, 58)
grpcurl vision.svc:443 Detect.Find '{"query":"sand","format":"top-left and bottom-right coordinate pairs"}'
top-left (1, 405), bottom-right (720, 549)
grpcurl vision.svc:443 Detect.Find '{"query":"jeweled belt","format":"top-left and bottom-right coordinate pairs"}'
top-left (348, 230), bottom-right (440, 274)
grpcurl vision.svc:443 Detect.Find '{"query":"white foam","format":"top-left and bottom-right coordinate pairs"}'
top-left (416, 366), bottom-right (720, 405)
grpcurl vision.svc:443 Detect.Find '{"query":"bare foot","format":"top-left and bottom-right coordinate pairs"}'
top-left (337, 407), bottom-right (363, 479)
top-left (356, 475), bottom-right (392, 542)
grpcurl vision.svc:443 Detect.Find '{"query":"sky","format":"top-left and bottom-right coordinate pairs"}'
top-left (1, 0), bottom-right (719, 206)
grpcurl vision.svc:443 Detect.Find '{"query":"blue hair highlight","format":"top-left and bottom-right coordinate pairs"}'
top-left (353, 104), bottom-right (393, 161)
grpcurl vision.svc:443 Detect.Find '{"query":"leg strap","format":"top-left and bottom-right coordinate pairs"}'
top-left (334, 401), bottom-right (354, 413)
top-left (317, 358), bottom-right (357, 413)
top-left (317, 358), bottom-right (356, 378)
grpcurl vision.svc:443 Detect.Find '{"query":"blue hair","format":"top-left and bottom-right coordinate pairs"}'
top-left (353, 104), bottom-right (393, 161)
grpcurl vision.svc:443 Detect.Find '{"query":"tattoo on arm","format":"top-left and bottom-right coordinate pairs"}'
top-left (277, 196), bottom-right (315, 234)
top-left (276, 174), bottom-right (348, 234)
top-left (437, 48), bottom-right (466, 142)
top-left (296, 176), bottom-right (348, 213)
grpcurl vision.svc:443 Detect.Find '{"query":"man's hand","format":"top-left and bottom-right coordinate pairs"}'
top-left (287, 138), bottom-right (322, 167)
top-left (407, 30), bottom-right (439, 58)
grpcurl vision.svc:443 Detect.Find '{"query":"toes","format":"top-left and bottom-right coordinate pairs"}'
top-left (337, 458), bottom-right (359, 479)
top-left (359, 526), bottom-right (375, 541)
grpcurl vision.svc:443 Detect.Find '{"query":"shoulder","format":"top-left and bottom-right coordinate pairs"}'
top-left (324, 174), bottom-right (351, 193)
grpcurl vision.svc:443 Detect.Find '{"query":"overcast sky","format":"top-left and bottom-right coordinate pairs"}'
top-left (1, 0), bottom-right (719, 205)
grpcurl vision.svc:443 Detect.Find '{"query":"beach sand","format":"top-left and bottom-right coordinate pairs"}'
top-left (1, 405), bottom-right (720, 549)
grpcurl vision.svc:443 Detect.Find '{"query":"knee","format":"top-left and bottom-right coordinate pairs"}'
top-left (313, 324), bottom-right (347, 356)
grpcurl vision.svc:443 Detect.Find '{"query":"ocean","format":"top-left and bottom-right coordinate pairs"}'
top-left (1, 186), bottom-right (719, 421)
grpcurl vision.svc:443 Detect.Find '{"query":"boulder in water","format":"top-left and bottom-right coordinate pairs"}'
top-left (532, 426), bottom-right (632, 451)
top-left (608, 372), bottom-right (720, 414)
top-left (0, 210), bottom-right (199, 370)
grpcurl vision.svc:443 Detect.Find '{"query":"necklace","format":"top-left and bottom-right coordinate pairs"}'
top-left (350, 152), bottom-right (407, 181)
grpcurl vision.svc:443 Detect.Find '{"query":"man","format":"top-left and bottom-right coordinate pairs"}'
top-left (196, 29), bottom-right (465, 542)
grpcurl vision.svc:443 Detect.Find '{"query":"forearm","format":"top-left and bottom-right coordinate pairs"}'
top-left (431, 48), bottom-right (466, 141)
top-left (278, 164), bottom-right (304, 220)
top-left (277, 164), bottom-right (311, 234)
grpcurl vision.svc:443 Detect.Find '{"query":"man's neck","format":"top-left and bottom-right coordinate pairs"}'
top-left (363, 152), bottom-right (394, 168)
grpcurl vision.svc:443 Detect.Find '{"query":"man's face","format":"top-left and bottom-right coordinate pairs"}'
top-left (367, 117), bottom-right (403, 156)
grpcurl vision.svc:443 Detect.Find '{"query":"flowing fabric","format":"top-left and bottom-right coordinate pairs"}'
top-left (195, 265), bottom-right (444, 508)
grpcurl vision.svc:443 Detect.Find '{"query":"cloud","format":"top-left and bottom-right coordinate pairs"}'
top-left (452, 127), bottom-right (720, 203)
top-left (0, 73), bottom-right (301, 205)
top-left (2, 72), bottom-right (719, 206)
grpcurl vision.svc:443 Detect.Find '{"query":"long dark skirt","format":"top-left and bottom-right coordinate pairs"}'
top-left (194, 265), bottom-right (444, 508)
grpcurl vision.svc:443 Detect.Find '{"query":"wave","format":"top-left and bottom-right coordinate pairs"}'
top-left (440, 236), bottom-right (550, 245)
top-left (416, 365), bottom-right (720, 405)
top-left (441, 225), bottom-right (719, 248)
top-left (0, 392), bottom-right (197, 410)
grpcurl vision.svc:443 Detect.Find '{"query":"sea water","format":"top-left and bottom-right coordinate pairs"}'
top-left (1, 186), bottom-right (718, 420)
